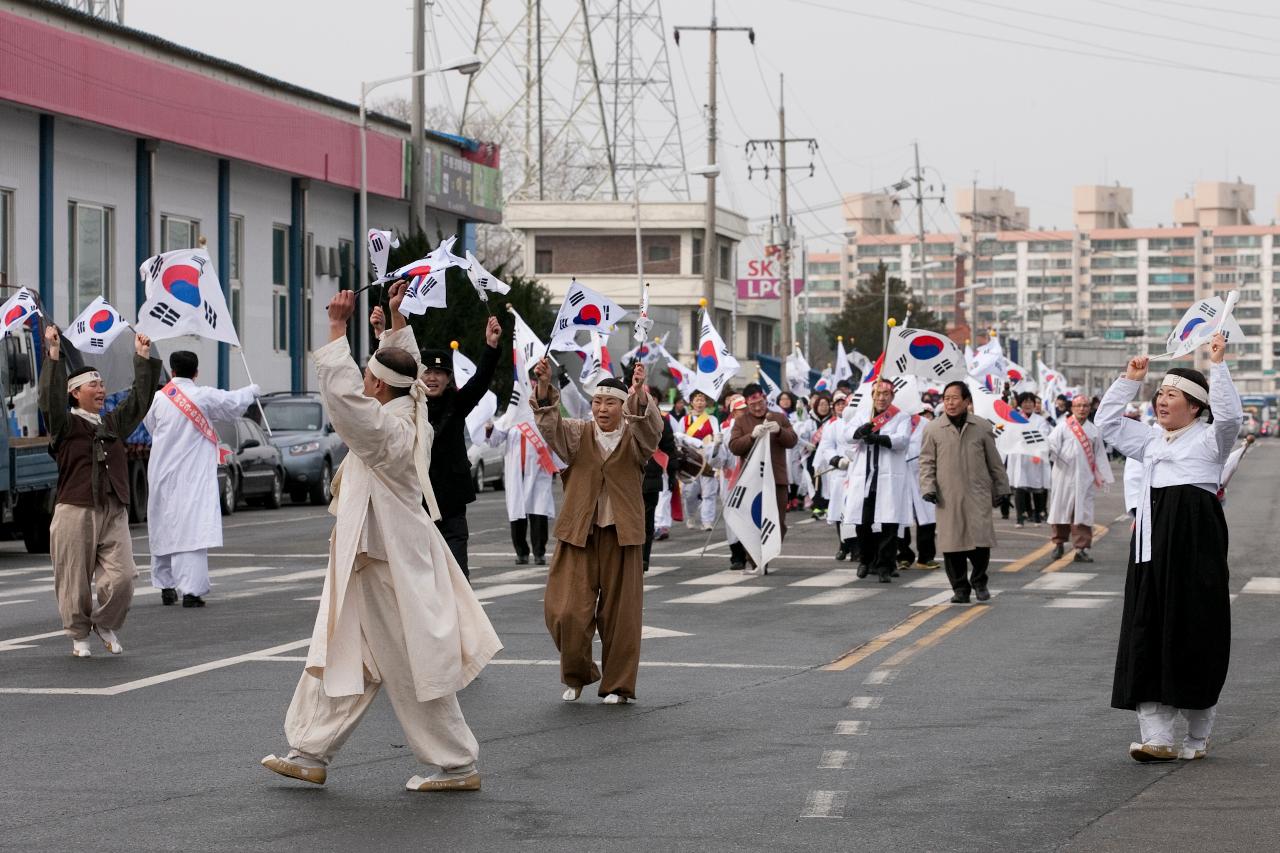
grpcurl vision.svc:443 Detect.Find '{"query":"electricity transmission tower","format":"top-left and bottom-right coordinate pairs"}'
top-left (56, 0), bottom-right (124, 22)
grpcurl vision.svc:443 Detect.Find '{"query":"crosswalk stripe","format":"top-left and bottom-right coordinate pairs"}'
top-left (666, 586), bottom-right (769, 605)
top-left (1023, 572), bottom-right (1096, 592)
top-left (473, 567), bottom-right (548, 584)
top-left (905, 574), bottom-right (952, 589)
top-left (1045, 598), bottom-right (1112, 609)
top-left (473, 583), bottom-right (544, 601)
top-left (788, 569), bottom-right (860, 588)
top-left (801, 790), bottom-right (848, 819)
top-left (792, 589), bottom-right (882, 606)
top-left (679, 570), bottom-right (753, 587)
top-left (817, 750), bottom-right (854, 770)
top-left (911, 590), bottom-right (1002, 607)
top-left (1241, 577), bottom-right (1280, 594)
top-left (248, 569), bottom-right (327, 583)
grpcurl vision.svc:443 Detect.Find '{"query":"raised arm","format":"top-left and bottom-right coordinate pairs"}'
top-left (532, 357), bottom-right (586, 463)
top-left (455, 316), bottom-right (502, 415)
top-left (196, 383), bottom-right (261, 423)
top-left (1204, 337), bottom-right (1242, 463)
top-left (623, 364), bottom-right (662, 458)
top-left (37, 324), bottom-right (70, 440)
top-left (1095, 354), bottom-right (1157, 462)
top-left (107, 334), bottom-right (162, 439)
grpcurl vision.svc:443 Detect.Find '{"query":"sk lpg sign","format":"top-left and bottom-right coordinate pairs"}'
top-left (737, 258), bottom-right (804, 299)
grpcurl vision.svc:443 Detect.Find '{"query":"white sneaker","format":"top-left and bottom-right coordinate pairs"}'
top-left (95, 627), bottom-right (123, 654)
top-left (685, 519), bottom-right (699, 531)
top-left (71, 639), bottom-right (92, 658)
top-left (406, 765), bottom-right (481, 792)
top-left (701, 522), bottom-right (715, 531)
top-left (561, 686), bottom-right (582, 702)
top-left (601, 694), bottom-right (630, 705)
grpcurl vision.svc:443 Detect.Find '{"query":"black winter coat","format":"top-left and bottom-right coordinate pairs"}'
top-left (426, 343), bottom-right (501, 517)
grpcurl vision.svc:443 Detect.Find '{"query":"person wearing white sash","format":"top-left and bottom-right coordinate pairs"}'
top-left (1095, 332), bottom-right (1240, 763)
top-left (1005, 392), bottom-right (1051, 527)
top-left (486, 415), bottom-right (557, 566)
top-left (1045, 395), bottom-right (1113, 563)
top-left (144, 351), bottom-right (259, 607)
top-left (261, 284), bottom-right (500, 791)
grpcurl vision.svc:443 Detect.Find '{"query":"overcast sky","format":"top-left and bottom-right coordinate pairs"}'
top-left (128, 0), bottom-right (1280, 256)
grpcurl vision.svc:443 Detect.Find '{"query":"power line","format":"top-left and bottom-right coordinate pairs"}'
top-left (1154, 0), bottom-right (1280, 21)
top-left (1084, 0), bottom-right (1279, 42)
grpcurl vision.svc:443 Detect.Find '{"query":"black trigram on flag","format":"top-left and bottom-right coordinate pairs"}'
top-left (710, 373), bottom-right (727, 392)
top-left (1201, 302), bottom-right (1217, 317)
top-left (203, 302), bottom-right (218, 328)
top-left (477, 275), bottom-right (489, 288)
top-left (569, 290), bottom-right (585, 307)
top-left (896, 328), bottom-right (913, 339)
top-left (894, 355), bottom-right (909, 373)
top-left (760, 518), bottom-right (777, 544)
top-left (727, 485), bottom-right (748, 509)
top-left (931, 358), bottom-right (955, 377)
top-left (370, 234), bottom-right (385, 252)
top-left (149, 302), bottom-right (180, 327)
top-left (89, 337), bottom-right (104, 349)
top-left (75, 320), bottom-right (88, 335)
top-left (1020, 428), bottom-right (1046, 446)
top-left (146, 255), bottom-right (164, 282)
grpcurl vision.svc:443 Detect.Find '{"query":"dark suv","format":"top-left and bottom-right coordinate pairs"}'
top-left (251, 392), bottom-right (348, 505)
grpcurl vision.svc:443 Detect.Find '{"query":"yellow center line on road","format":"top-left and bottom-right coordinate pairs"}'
top-left (998, 541), bottom-right (1057, 573)
top-left (880, 606), bottom-right (992, 668)
top-left (1042, 524), bottom-right (1110, 573)
top-left (822, 605), bottom-right (948, 672)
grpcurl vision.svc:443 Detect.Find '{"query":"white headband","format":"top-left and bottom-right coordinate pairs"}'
top-left (592, 385), bottom-right (629, 402)
top-left (367, 354), bottom-right (416, 388)
top-left (67, 371), bottom-right (102, 392)
top-left (1160, 374), bottom-right (1209, 405)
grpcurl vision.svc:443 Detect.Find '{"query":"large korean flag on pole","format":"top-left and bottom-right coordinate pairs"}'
top-left (1164, 293), bottom-right (1242, 359)
top-left (549, 281), bottom-right (626, 346)
top-left (967, 379), bottom-right (1048, 457)
top-left (65, 296), bottom-right (129, 354)
top-left (724, 436), bottom-right (781, 570)
top-left (693, 308), bottom-right (739, 400)
top-left (885, 327), bottom-right (967, 384)
top-left (136, 248), bottom-right (239, 346)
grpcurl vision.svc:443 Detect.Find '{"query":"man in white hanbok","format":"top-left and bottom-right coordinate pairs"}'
top-left (1046, 395), bottom-right (1113, 562)
top-left (261, 286), bottom-right (500, 792)
top-left (144, 351), bottom-right (259, 607)
top-left (839, 380), bottom-right (913, 582)
top-left (819, 392), bottom-right (856, 560)
top-left (1005, 392), bottom-right (1051, 528)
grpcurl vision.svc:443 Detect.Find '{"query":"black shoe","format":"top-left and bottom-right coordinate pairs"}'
top-left (878, 573), bottom-right (892, 583)
top-left (890, 568), bottom-right (901, 577)
top-left (834, 547), bottom-right (848, 561)
top-left (1051, 543), bottom-right (1065, 559)
top-left (729, 561), bottom-right (745, 571)
top-left (161, 588), bottom-right (177, 606)
top-left (856, 563), bottom-right (870, 579)
top-left (515, 554), bottom-right (530, 565)
top-left (535, 554), bottom-right (546, 565)
top-left (181, 594), bottom-right (205, 608)
top-left (975, 586), bottom-right (991, 602)
top-left (950, 592), bottom-right (970, 604)
top-left (642, 562), bottom-right (649, 573)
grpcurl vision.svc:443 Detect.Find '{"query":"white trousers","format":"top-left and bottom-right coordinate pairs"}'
top-left (1137, 701), bottom-right (1217, 748)
top-left (655, 486), bottom-right (672, 529)
top-left (683, 475), bottom-right (719, 526)
top-left (151, 549), bottom-right (210, 597)
top-left (283, 560), bottom-right (479, 770)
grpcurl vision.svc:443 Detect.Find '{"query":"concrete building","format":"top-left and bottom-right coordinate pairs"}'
top-left (803, 251), bottom-right (843, 316)
top-left (0, 0), bottom-right (502, 396)
top-left (504, 199), bottom-right (778, 375)
top-left (842, 180), bottom-right (1280, 393)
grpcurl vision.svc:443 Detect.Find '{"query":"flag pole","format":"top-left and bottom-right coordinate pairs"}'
top-left (237, 349), bottom-right (272, 434)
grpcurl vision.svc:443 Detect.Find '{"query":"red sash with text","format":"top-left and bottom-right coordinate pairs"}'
top-left (869, 404), bottom-right (901, 433)
top-left (161, 381), bottom-right (231, 464)
top-left (515, 420), bottom-right (558, 475)
top-left (1066, 415), bottom-right (1104, 488)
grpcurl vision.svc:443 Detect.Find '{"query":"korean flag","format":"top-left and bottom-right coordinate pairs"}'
top-left (66, 296), bottom-right (130, 354)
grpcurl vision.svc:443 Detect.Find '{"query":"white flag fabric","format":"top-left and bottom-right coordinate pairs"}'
top-left (0, 287), bottom-right (40, 336)
top-left (136, 248), bottom-right (239, 346)
top-left (623, 331), bottom-right (668, 366)
top-left (550, 281), bottom-right (626, 345)
top-left (758, 367), bottom-right (782, 405)
top-left (497, 307), bottom-right (546, 430)
top-left (845, 370), bottom-right (925, 422)
top-left (1038, 360), bottom-right (1064, 402)
top-left (693, 309), bottom-right (740, 400)
top-left (884, 327), bottom-right (967, 383)
top-left (464, 390), bottom-right (497, 446)
top-left (785, 347), bottom-right (812, 398)
top-left (633, 287), bottom-right (654, 343)
top-left (833, 338), bottom-right (854, 383)
top-left (1005, 359), bottom-right (1032, 391)
top-left (453, 345), bottom-right (477, 388)
top-left (1164, 293), bottom-right (1242, 359)
top-left (724, 436), bottom-right (782, 569)
top-left (579, 329), bottom-right (609, 387)
top-left (966, 379), bottom-right (1049, 456)
top-left (397, 265), bottom-right (448, 316)
top-left (464, 250), bottom-right (510, 302)
top-left (977, 333), bottom-right (1003, 358)
top-left (66, 296), bottom-right (130, 354)
top-left (847, 346), bottom-right (873, 377)
top-left (367, 228), bottom-right (399, 281)
top-left (668, 361), bottom-right (696, 401)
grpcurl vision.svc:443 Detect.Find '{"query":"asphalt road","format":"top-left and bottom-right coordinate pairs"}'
top-left (1, 445), bottom-right (1279, 852)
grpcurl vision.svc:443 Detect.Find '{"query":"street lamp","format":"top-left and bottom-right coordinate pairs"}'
top-left (357, 55), bottom-right (482, 341)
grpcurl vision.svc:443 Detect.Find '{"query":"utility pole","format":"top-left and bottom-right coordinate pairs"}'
top-left (906, 141), bottom-right (945, 328)
top-left (746, 74), bottom-right (816, 390)
top-left (673, 2), bottom-right (754, 321)
top-left (410, 0), bottom-right (426, 235)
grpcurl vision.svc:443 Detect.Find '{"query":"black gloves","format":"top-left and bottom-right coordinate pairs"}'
top-left (852, 423), bottom-right (873, 440)
top-left (991, 494), bottom-right (1006, 508)
top-left (864, 434), bottom-right (892, 448)
top-left (829, 456), bottom-right (844, 468)
top-left (922, 493), bottom-right (938, 504)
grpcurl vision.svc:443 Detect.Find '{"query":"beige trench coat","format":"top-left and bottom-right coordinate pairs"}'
top-left (918, 412), bottom-right (1011, 553)
top-left (304, 327), bottom-right (501, 701)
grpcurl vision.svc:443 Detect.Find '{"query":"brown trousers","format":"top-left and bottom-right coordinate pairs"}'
top-left (1052, 523), bottom-right (1093, 550)
top-left (544, 524), bottom-right (644, 699)
top-left (49, 498), bottom-right (136, 639)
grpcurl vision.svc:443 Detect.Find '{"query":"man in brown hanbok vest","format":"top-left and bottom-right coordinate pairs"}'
top-left (533, 358), bottom-right (662, 704)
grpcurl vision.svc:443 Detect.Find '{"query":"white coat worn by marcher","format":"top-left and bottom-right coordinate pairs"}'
top-left (266, 327), bottom-right (501, 788)
top-left (837, 407), bottom-right (913, 531)
top-left (144, 379), bottom-right (259, 599)
top-left (1005, 413), bottom-right (1052, 491)
top-left (488, 422), bottom-right (557, 522)
top-left (1046, 416), bottom-right (1114, 533)
top-left (905, 416), bottom-right (936, 527)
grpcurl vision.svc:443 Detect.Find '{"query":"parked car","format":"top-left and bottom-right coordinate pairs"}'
top-left (466, 429), bottom-right (505, 492)
top-left (251, 393), bottom-right (348, 505)
top-left (215, 417), bottom-right (286, 515)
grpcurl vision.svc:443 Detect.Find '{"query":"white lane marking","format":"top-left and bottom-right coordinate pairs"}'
top-left (1046, 598), bottom-right (1111, 609)
top-left (801, 790), bottom-right (848, 819)
top-left (221, 584), bottom-right (309, 600)
top-left (792, 589), bottom-right (883, 606)
top-left (793, 518), bottom-right (817, 526)
top-left (472, 567), bottom-right (548, 584)
top-left (834, 720), bottom-right (869, 735)
top-left (912, 590), bottom-right (1003, 607)
top-left (0, 629), bottom-right (64, 651)
top-left (248, 569), bottom-right (326, 583)
top-left (817, 750), bottom-right (854, 770)
top-left (665, 586), bottom-right (769, 605)
top-left (1241, 577), bottom-right (1280, 594)
top-left (789, 569), bottom-right (860, 588)
top-left (679, 570), bottom-right (752, 586)
top-left (640, 625), bottom-right (693, 639)
top-left (209, 565), bottom-right (290, 579)
top-left (1067, 590), bottom-right (1122, 596)
top-left (0, 567), bottom-right (47, 578)
top-left (642, 584), bottom-right (661, 592)
top-left (863, 668), bottom-right (897, 685)
top-left (135, 552), bottom-right (329, 559)
top-left (0, 584), bottom-right (53, 599)
top-left (905, 574), bottom-right (953, 589)
top-left (295, 596), bottom-right (321, 602)
top-left (644, 566), bottom-right (680, 576)
top-left (847, 696), bottom-right (883, 710)
top-left (472, 583), bottom-right (544, 601)
top-left (1023, 572), bottom-right (1097, 592)
top-left (251, 656), bottom-right (802, 670)
top-left (0, 598), bottom-right (33, 607)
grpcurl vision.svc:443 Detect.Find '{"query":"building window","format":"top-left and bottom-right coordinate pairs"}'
top-left (535, 249), bottom-right (553, 275)
top-left (691, 236), bottom-right (703, 275)
top-left (647, 243), bottom-right (672, 263)
top-left (747, 319), bottom-right (774, 357)
top-left (718, 242), bottom-right (732, 280)
top-left (0, 189), bottom-right (11, 289)
top-left (272, 224), bottom-right (289, 353)
top-left (68, 201), bottom-right (114, 316)
top-left (229, 215), bottom-right (244, 333)
top-left (160, 214), bottom-right (199, 252)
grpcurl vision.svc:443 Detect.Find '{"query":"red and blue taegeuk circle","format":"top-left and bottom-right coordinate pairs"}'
top-left (750, 492), bottom-right (764, 528)
top-left (162, 264), bottom-right (203, 307)
top-left (3, 305), bottom-right (29, 326)
top-left (993, 399), bottom-right (1030, 424)
top-left (89, 309), bottom-right (115, 333)
top-left (907, 334), bottom-right (946, 360)
top-left (574, 304), bottom-right (602, 326)
top-left (697, 340), bottom-right (719, 373)
top-left (1179, 317), bottom-right (1206, 341)
top-left (1007, 367), bottom-right (1024, 383)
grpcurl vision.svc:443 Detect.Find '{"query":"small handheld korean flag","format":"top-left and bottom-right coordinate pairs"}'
top-left (758, 367), bottom-right (782, 406)
top-left (885, 327), bottom-right (967, 383)
top-left (136, 248), bottom-right (240, 346)
top-left (785, 346), bottom-right (812, 398)
top-left (0, 287), bottom-right (40, 336)
top-left (1164, 293), bottom-right (1243, 359)
top-left (464, 250), bottom-right (510, 302)
top-left (834, 337), bottom-right (854, 384)
top-left (847, 346), bottom-right (873, 377)
top-left (387, 257), bottom-right (448, 316)
top-left (966, 379), bottom-right (1048, 457)
top-left (66, 296), bottom-right (129, 354)
top-left (693, 308), bottom-right (739, 400)
top-left (668, 361), bottom-right (695, 401)
top-left (451, 341), bottom-right (477, 389)
top-left (724, 435), bottom-right (781, 569)
top-left (497, 305), bottom-right (545, 428)
top-left (633, 284), bottom-right (653, 343)
top-left (367, 229), bottom-right (399, 281)
top-left (550, 281), bottom-right (626, 345)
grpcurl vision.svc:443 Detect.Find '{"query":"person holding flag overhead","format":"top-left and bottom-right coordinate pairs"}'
top-left (1045, 395), bottom-right (1113, 562)
top-left (143, 351), bottom-right (260, 607)
top-left (531, 354), bottom-right (662, 705)
top-left (1095, 332), bottom-right (1241, 763)
top-left (39, 323), bottom-right (161, 657)
top-left (728, 383), bottom-right (798, 563)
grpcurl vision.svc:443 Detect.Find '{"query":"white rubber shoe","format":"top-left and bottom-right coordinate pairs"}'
top-left (71, 639), bottom-right (92, 658)
top-left (95, 627), bottom-right (123, 654)
top-left (561, 686), bottom-right (582, 702)
top-left (601, 694), bottom-right (630, 705)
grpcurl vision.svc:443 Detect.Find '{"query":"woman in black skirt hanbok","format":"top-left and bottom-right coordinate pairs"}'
top-left (1095, 332), bottom-right (1242, 763)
